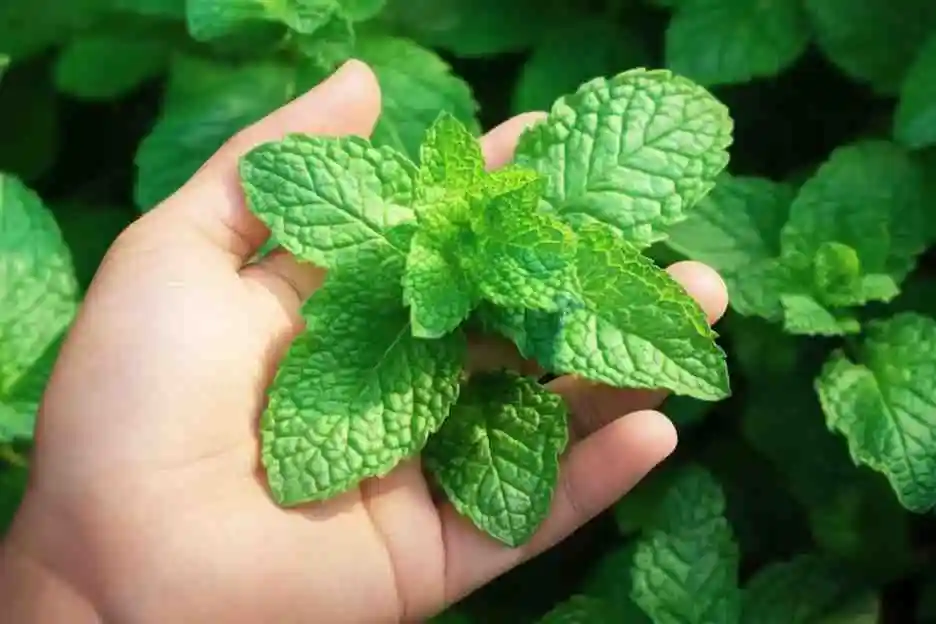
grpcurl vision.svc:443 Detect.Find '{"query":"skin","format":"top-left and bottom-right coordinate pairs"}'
top-left (0, 60), bottom-right (729, 623)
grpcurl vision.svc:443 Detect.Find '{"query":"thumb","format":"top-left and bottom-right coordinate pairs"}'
top-left (127, 59), bottom-right (383, 269)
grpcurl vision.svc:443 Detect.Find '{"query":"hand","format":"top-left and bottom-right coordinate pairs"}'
top-left (0, 61), bottom-right (728, 623)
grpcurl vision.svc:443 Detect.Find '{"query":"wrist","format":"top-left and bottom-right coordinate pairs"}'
top-left (0, 497), bottom-right (101, 623)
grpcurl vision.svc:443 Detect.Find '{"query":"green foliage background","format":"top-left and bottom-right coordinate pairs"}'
top-left (3, 0), bottom-right (936, 621)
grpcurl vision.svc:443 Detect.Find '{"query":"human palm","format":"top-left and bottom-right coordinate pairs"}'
top-left (4, 61), bottom-right (728, 623)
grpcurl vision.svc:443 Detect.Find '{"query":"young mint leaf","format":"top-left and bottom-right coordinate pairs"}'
top-left (630, 465), bottom-right (741, 624)
top-left (665, 0), bottom-right (810, 86)
top-left (803, 0), bottom-right (936, 94)
top-left (54, 36), bottom-right (169, 100)
top-left (402, 235), bottom-right (476, 339)
top-left (780, 140), bottom-right (927, 288)
top-left (511, 18), bottom-right (651, 115)
top-left (293, 9), bottom-right (355, 69)
top-left (539, 223), bottom-right (729, 400)
top-left (261, 234), bottom-right (466, 504)
top-left (135, 56), bottom-right (297, 211)
top-left (239, 133), bottom-right (418, 270)
top-left (537, 596), bottom-right (617, 623)
top-left (742, 555), bottom-right (867, 624)
top-left (894, 33), bottom-right (936, 150)
top-left (423, 370), bottom-right (568, 547)
top-left (0, 174), bottom-right (78, 398)
top-left (816, 312), bottom-right (936, 513)
top-left (186, 0), bottom-right (339, 41)
top-left (514, 68), bottom-right (732, 248)
top-left (355, 36), bottom-right (480, 162)
top-left (465, 172), bottom-right (577, 312)
top-left (418, 112), bottom-right (484, 191)
top-left (665, 174), bottom-right (794, 320)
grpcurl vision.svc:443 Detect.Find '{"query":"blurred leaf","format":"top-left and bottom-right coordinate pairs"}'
top-left (511, 17), bottom-right (650, 115)
top-left (380, 0), bottom-right (566, 57)
top-left (0, 465), bottom-right (28, 535)
top-left (355, 35), bottom-right (479, 161)
top-left (0, 64), bottom-right (59, 182)
top-left (55, 35), bottom-right (170, 100)
top-left (134, 55), bottom-right (297, 211)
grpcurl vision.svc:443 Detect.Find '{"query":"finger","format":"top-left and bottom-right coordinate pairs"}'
top-left (242, 110), bottom-right (548, 319)
top-left (440, 409), bottom-right (677, 604)
top-left (129, 60), bottom-right (383, 269)
top-left (551, 261), bottom-right (728, 442)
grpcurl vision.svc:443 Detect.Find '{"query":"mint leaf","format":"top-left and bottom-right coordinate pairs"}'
top-left (293, 9), bottom-right (355, 69)
top-left (780, 140), bottom-right (927, 288)
top-left (261, 236), bottom-right (466, 504)
top-left (579, 545), bottom-right (654, 622)
top-left (514, 68), bottom-right (732, 248)
top-left (54, 36), bottom-right (168, 100)
top-left (665, 0), bottom-right (810, 86)
top-left (630, 465), bottom-right (741, 624)
top-left (380, 0), bottom-right (562, 57)
top-left (537, 596), bottom-right (617, 622)
top-left (803, 0), bottom-right (936, 94)
top-left (402, 235), bottom-right (475, 339)
top-left (0, 331), bottom-right (65, 442)
top-left (240, 133), bottom-right (418, 270)
top-left (0, 64), bottom-right (58, 183)
top-left (134, 56), bottom-right (297, 211)
top-left (339, 0), bottom-right (383, 21)
top-left (894, 33), bottom-right (936, 150)
top-left (424, 370), bottom-right (568, 547)
top-left (511, 18), bottom-right (651, 115)
top-left (466, 172), bottom-right (577, 311)
top-left (742, 555), bottom-right (867, 623)
top-left (0, 175), bottom-right (78, 398)
top-left (816, 312), bottom-right (936, 512)
top-left (417, 111), bottom-right (484, 191)
top-left (0, 0), bottom-right (101, 62)
top-left (186, 0), bottom-right (339, 41)
top-left (356, 36), bottom-right (480, 162)
top-left (665, 174), bottom-right (794, 320)
top-left (538, 223), bottom-right (729, 400)
top-left (0, 465), bottom-right (28, 535)
top-left (780, 294), bottom-right (860, 336)
top-left (110, 0), bottom-right (185, 18)
top-left (0, 402), bottom-right (35, 443)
